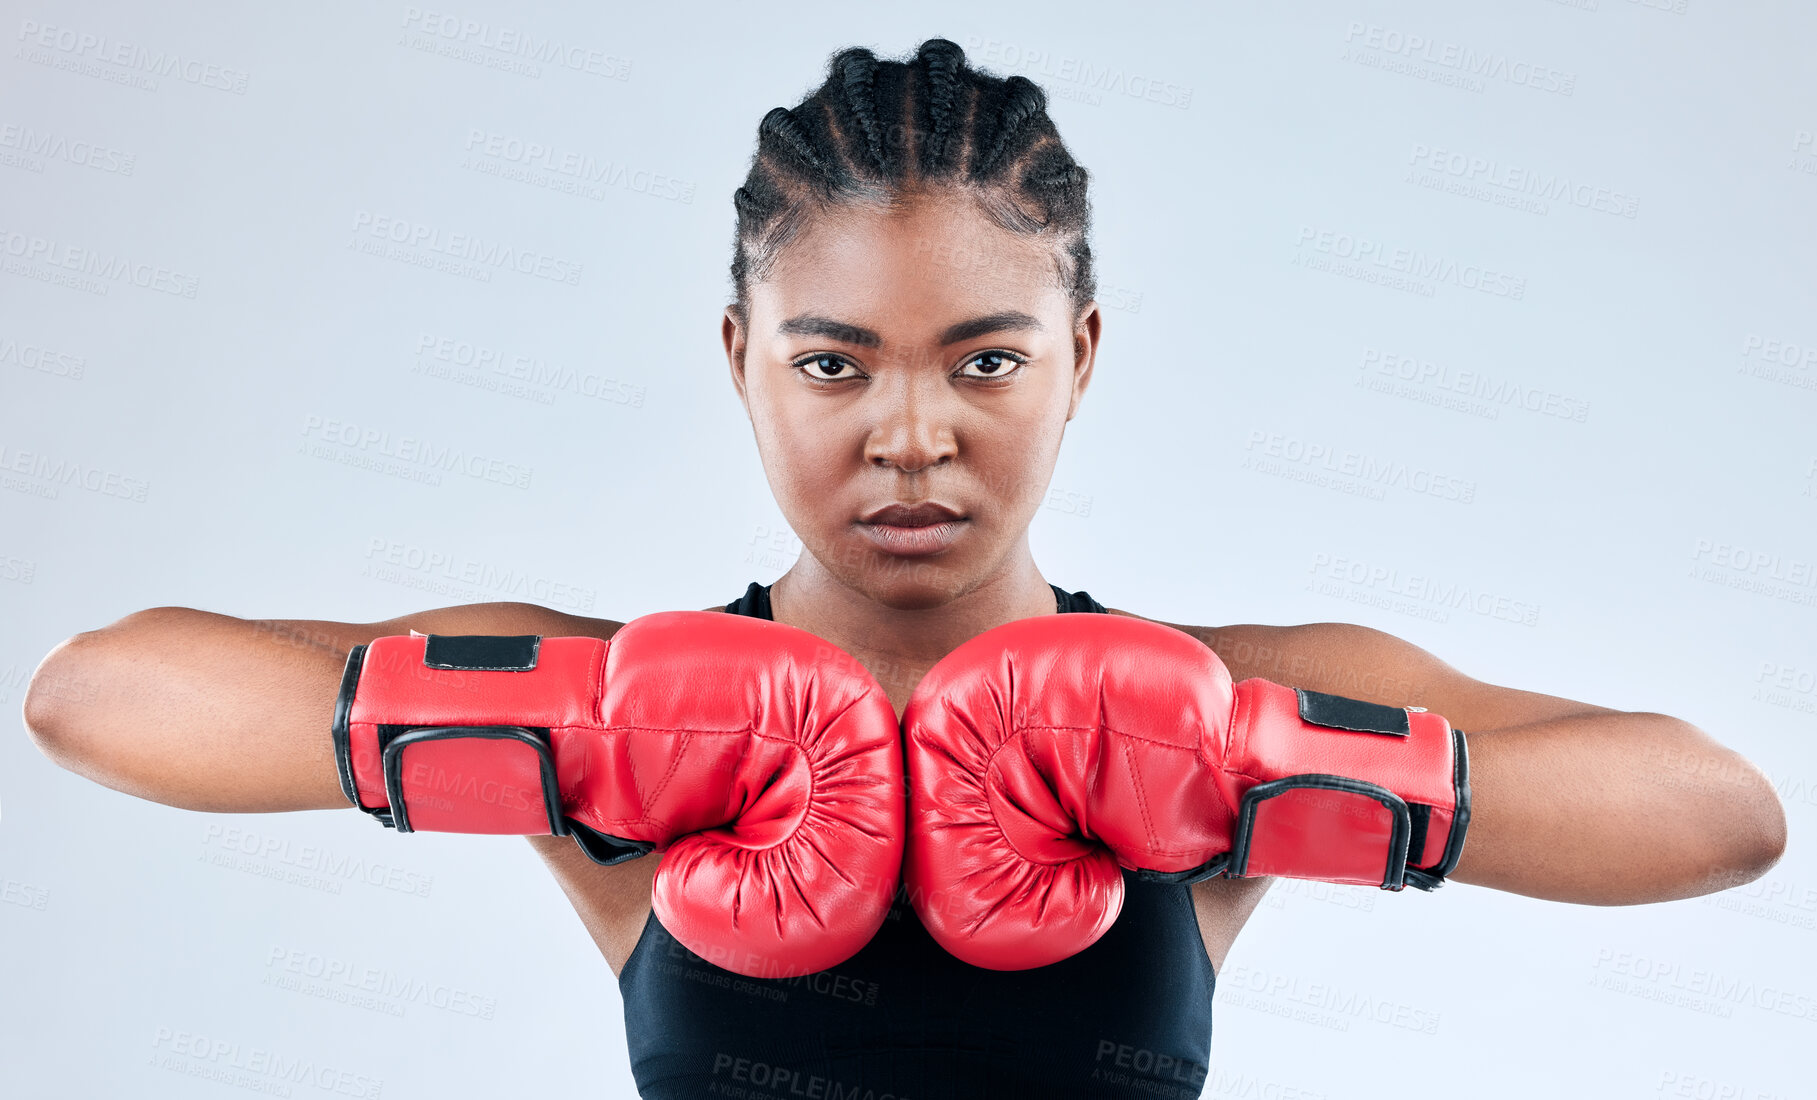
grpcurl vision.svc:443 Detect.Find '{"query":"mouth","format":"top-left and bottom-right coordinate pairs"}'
top-left (861, 502), bottom-right (965, 526)
top-left (856, 502), bottom-right (968, 557)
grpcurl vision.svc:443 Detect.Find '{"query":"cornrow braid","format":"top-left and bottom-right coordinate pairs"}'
top-left (915, 38), bottom-right (965, 177)
top-left (756, 107), bottom-right (828, 178)
top-left (833, 49), bottom-right (887, 177)
top-left (970, 75), bottom-right (1047, 183)
top-left (729, 37), bottom-right (1095, 324)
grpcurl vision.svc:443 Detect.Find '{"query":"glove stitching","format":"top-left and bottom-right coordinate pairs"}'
top-left (982, 724), bottom-right (1211, 861)
top-left (1122, 735), bottom-right (1161, 857)
top-left (1221, 684), bottom-right (1254, 815)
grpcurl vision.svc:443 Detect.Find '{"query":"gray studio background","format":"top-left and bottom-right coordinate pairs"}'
top-left (3, 1), bottom-right (1814, 1096)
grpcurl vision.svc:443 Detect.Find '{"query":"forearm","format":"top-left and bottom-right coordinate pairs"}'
top-left (21, 602), bottom-right (574, 814)
top-left (1450, 711), bottom-right (1787, 903)
top-left (23, 607), bottom-right (357, 812)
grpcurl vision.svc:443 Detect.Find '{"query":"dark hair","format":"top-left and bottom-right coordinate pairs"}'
top-left (728, 37), bottom-right (1095, 326)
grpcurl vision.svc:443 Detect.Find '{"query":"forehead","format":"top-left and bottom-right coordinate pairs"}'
top-left (757, 192), bottom-right (1068, 329)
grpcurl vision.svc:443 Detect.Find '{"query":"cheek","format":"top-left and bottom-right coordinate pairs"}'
top-left (973, 414), bottom-right (1066, 513)
top-left (754, 408), bottom-right (851, 502)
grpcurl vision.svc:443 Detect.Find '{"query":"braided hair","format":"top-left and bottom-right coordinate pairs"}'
top-left (729, 38), bottom-right (1096, 326)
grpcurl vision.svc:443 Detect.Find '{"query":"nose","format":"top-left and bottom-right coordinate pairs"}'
top-left (863, 373), bottom-right (958, 473)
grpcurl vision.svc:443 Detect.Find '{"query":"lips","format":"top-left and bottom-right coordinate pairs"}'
top-left (861, 502), bottom-right (965, 527)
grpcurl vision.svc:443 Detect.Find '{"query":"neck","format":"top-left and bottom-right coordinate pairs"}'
top-left (769, 540), bottom-right (1057, 704)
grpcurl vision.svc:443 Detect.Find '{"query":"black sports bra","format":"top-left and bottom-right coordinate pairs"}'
top-left (615, 582), bottom-right (1216, 1098)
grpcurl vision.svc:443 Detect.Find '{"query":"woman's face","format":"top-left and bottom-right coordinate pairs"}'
top-left (726, 190), bottom-right (1099, 610)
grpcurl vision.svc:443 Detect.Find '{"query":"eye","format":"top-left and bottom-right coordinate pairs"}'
top-left (957, 350), bottom-right (1028, 380)
top-left (792, 353), bottom-right (862, 383)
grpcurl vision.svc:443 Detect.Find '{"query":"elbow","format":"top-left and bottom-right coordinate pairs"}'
top-left (21, 610), bottom-right (168, 770)
top-left (21, 632), bottom-right (95, 769)
top-left (1733, 779), bottom-right (1789, 884)
top-left (1695, 753), bottom-right (1789, 893)
top-left (23, 607), bottom-right (193, 764)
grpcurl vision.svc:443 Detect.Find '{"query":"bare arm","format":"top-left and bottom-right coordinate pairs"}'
top-left (1189, 621), bottom-right (1788, 905)
top-left (20, 602), bottom-right (620, 814)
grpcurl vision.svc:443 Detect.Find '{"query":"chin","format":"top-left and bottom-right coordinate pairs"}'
top-left (874, 587), bottom-right (960, 612)
top-left (842, 555), bottom-right (974, 611)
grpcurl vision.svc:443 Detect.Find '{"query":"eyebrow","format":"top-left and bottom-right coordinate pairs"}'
top-left (776, 311), bottom-right (1045, 349)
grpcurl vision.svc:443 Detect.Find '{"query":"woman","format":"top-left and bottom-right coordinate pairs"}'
top-left (23, 38), bottom-right (1788, 1099)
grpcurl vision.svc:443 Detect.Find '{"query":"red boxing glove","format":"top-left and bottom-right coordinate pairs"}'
top-left (903, 612), bottom-right (1469, 970)
top-left (333, 610), bottom-right (903, 979)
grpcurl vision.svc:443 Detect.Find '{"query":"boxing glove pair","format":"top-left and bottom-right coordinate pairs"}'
top-left (334, 608), bottom-right (1468, 977)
